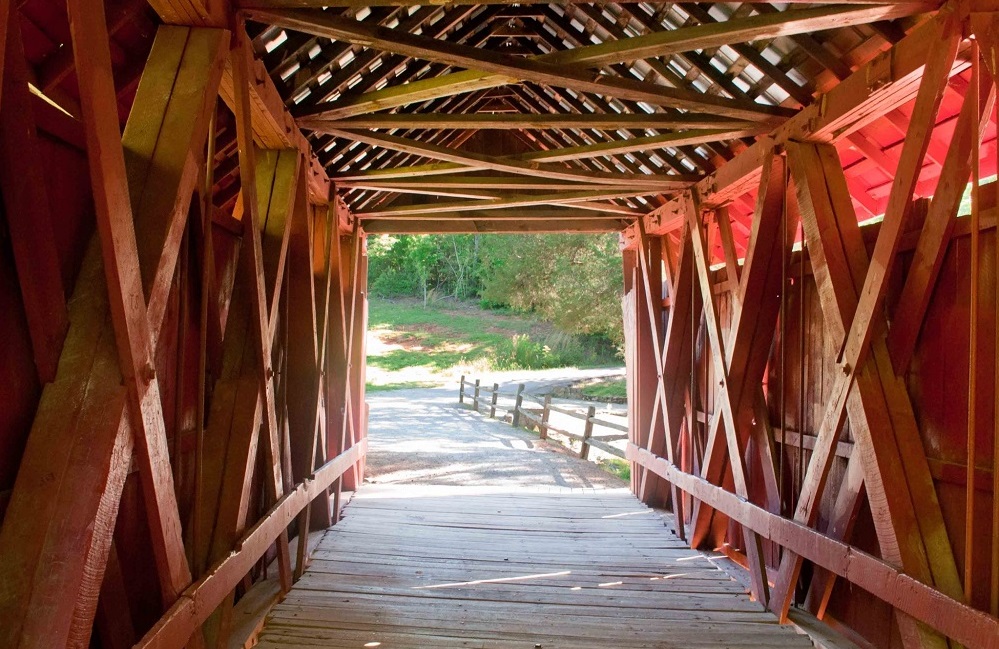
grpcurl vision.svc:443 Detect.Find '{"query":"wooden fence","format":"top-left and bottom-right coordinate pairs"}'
top-left (458, 375), bottom-right (628, 460)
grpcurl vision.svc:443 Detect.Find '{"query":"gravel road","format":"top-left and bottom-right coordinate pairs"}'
top-left (364, 369), bottom-right (627, 489)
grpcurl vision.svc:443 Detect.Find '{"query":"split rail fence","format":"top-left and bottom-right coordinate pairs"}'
top-left (458, 375), bottom-right (628, 460)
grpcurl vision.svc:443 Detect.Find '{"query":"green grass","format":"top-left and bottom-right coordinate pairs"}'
top-left (366, 380), bottom-right (439, 393)
top-left (581, 378), bottom-right (627, 400)
top-left (366, 299), bottom-right (620, 385)
top-left (597, 457), bottom-right (631, 482)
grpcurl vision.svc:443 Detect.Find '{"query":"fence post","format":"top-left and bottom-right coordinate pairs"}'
top-left (540, 395), bottom-right (551, 440)
top-left (512, 384), bottom-right (525, 427)
top-left (489, 383), bottom-right (499, 419)
top-left (473, 379), bottom-right (481, 412)
top-left (490, 383), bottom-right (499, 418)
top-left (580, 405), bottom-right (596, 460)
top-left (459, 374), bottom-right (465, 404)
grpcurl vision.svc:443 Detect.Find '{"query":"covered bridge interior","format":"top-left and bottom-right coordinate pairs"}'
top-left (1, 0), bottom-right (998, 648)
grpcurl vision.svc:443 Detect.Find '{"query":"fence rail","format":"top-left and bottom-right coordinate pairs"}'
top-left (458, 375), bottom-right (627, 460)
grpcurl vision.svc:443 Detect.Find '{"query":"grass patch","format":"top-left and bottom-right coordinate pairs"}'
top-left (367, 298), bottom-right (620, 387)
top-left (581, 378), bottom-right (627, 400)
top-left (597, 457), bottom-right (631, 482)
top-left (366, 380), bottom-right (439, 393)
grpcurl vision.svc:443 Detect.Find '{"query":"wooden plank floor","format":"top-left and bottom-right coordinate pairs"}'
top-left (257, 484), bottom-right (814, 648)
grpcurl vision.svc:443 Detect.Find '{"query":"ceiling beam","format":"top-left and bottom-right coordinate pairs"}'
top-left (260, 2), bottom-right (932, 120)
top-left (300, 113), bottom-right (759, 130)
top-left (327, 127), bottom-right (699, 187)
top-left (358, 189), bottom-right (653, 218)
top-left (244, 8), bottom-right (793, 121)
top-left (513, 127), bottom-right (768, 163)
top-left (536, 2), bottom-right (935, 68)
top-left (363, 217), bottom-right (630, 234)
top-left (313, 124), bottom-right (760, 166)
top-left (338, 175), bottom-right (671, 192)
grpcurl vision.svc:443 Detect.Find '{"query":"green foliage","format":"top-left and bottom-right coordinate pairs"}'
top-left (368, 234), bottom-right (479, 301)
top-left (494, 332), bottom-right (618, 371)
top-left (366, 232), bottom-right (625, 347)
top-left (477, 234), bottom-right (624, 344)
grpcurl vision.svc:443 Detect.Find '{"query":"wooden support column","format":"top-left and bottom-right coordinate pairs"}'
top-left (0, 6), bottom-right (68, 381)
top-left (622, 248), bottom-right (641, 494)
top-left (634, 235), bottom-right (668, 507)
top-left (345, 236), bottom-right (369, 489)
top-left (230, 24), bottom-right (293, 593)
top-left (65, 5), bottom-right (228, 645)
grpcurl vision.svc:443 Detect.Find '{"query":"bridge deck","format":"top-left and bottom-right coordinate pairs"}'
top-left (257, 483), bottom-right (813, 648)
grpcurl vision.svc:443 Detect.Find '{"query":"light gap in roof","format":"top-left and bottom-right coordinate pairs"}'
top-left (625, 154), bottom-right (637, 163)
top-left (292, 89), bottom-right (311, 104)
top-left (308, 43), bottom-right (321, 59)
top-left (338, 51), bottom-right (354, 68)
top-left (637, 102), bottom-right (654, 114)
top-left (786, 68), bottom-right (808, 86)
top-left (732, 77), bottom-right (751, 93)
top-left (356, 7), bottom-right (371, 20)
top-left (767, 83), bottom-right (791, 104)
top-left (639, 165), bottom-right (652, 174)
top-left (681, 158), bottom-right (696, 171)
top-left (264, 30), bottom-right (287, 53)
top-left (279, 62), bottom-right (300, 81)
top-left (741, 62), bottom-right (764, 84)
top-left (317, 70), bottom-right (332, 85)
top-left (761, 46), bottom-right (782, 66)
top-left (707, 5), bottom-right (728, 21)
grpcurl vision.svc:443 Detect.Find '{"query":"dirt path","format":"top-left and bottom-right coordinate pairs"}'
top-left (364, 369), bottom-right (627, 489)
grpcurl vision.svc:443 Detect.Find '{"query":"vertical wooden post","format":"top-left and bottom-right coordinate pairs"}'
top-left (490, 382), bottom-right (499, 418)
top-left (473, 379), bottom-right (481, 412)
top-left (580, 405), bottom-right (596, 460)
top-left (512, 384), bottom-right (525, 427)
top-left (459, 375), bottom-right (465, 404)
top-left (540, 395), bottom-right (551, 440)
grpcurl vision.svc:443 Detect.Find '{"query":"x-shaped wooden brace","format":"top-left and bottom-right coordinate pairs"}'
top-left (61, 4), bottom-right (232, 648)
top-left (807, 29), bottom-right (998, 620)
top-left (680, 149), bottom-right (792, 605)
top-left (766, 14), bottom-right (967, 645)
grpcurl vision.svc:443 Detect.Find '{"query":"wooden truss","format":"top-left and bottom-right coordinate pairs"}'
top-left (622, 4), bottom-right (999, 649)
top-left (0, 5), bottom-right (367, 649)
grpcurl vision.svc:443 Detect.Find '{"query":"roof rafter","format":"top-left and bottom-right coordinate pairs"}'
top-left (246, 8), bottom-right (794, 120)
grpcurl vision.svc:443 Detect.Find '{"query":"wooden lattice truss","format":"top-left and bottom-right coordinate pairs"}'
top-left (0, 1), bottom-right (999, 649)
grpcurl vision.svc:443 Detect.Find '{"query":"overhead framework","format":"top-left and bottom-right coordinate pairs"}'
top-left (1, 1), bottom-right (999, 649)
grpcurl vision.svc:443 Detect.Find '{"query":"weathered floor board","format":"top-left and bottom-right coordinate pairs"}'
top-left (257, 484), bottom-right (813, 648)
